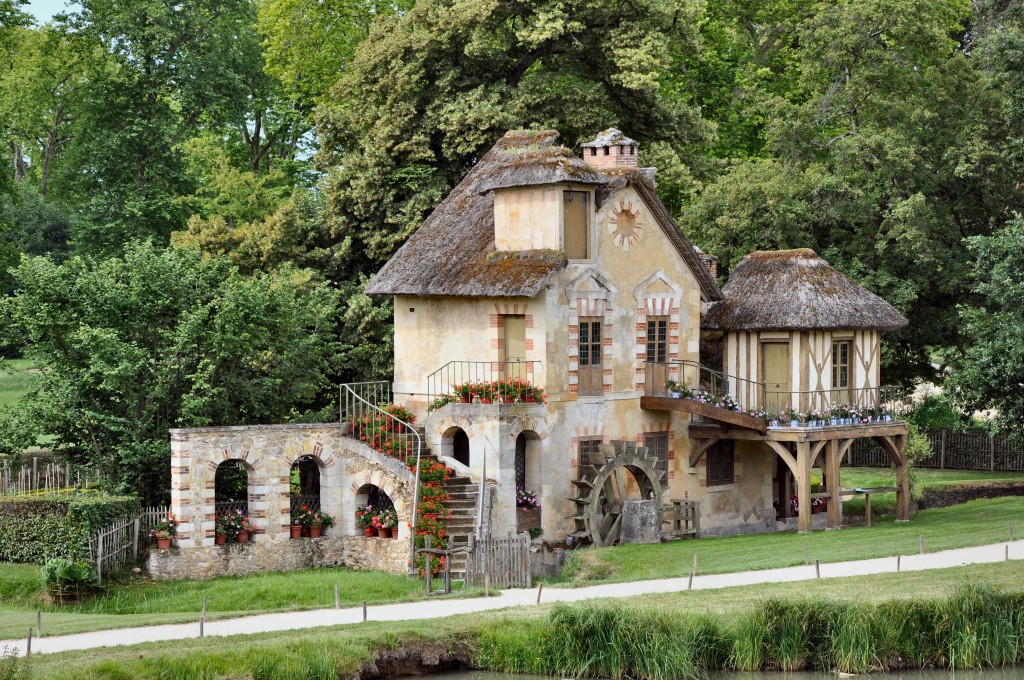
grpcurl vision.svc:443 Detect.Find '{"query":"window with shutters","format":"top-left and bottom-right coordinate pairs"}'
top-left (644, 432), bottom-right (669, 475)
top-left (578, 317), bottom-right (603, 396)
top-left (706, 441), bottom-right (735, 486)
top-left (646, 317), bottom-right (668, 363)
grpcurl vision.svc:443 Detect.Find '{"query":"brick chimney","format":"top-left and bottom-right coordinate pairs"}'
top-left (581, 128), bottom-right (638, 169)
top-left (694, 246), bottom-right (718, 279)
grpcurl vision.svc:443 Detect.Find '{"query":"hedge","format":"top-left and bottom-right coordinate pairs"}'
top-left (0, 492), bottom-right (141, 563)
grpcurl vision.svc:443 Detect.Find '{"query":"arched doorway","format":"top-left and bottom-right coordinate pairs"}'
top-left (290, 456), bottom-right (321, 512)
top-left (515, 431), bottom-right (542, 535)
top-left (354, 483), bottom-right (397, 538)
top-left (214, 459), bottom-right (251, 541)
top-left (442, 427), bottom-right (470, 467)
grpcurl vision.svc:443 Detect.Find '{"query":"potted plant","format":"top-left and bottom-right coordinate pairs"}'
top-left (306, 510), bottom-right (334, 538)
top-left (149, 513), bottom-right (179, 549)
top-left (427, 394), bottom-right (456, 412)
top-left (384, 510), bottom-right (399, 538)
top-left (235, 514), bottom-right (253, 543)
top-left (214, 513), bottom-right (230, 544)
top-left (356, 504), bottom-right (375, 536)
top-left (783, 406), bottom-right (800, 427)
top-left (453, 383), bottom-right (473, 403)
top-left (516, 487), bottom-right (541, 532)
top-left (290, 505), bottom-right (309, 539)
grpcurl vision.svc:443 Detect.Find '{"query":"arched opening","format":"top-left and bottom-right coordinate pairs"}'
top-left (214, 459), bottom-right (251, 542)
top-left (290, 456), bottom-right (321, 512)
top-left (515, 431), bottom-right (543, 536)
top-left (446, 427), bottom-right (470, 467)
top-left (354, 484), bottom-right (398, 538)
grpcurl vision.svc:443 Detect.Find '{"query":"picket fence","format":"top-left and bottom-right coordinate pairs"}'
top-left (1, 457), bottom-right (99, 496)
top-left (88, 505), bottom-right (169, 583)
top-left (849, 428), bottom-right (1024, 471)
top-left (463, 533), bottom-right (532, 589)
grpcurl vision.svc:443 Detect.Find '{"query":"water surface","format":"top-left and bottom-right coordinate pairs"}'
top-left (420, 669), bottom-right (1024, 680)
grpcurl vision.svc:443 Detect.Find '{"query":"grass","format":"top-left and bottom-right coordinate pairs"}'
top-left (0, 563), bottom-right (478, 639)
top-left (6, 560), bottom-right (1024, 679)
top-left (559, 496), bottom-right (1024, 584)
top-left (0, 359), bottom-right (34, 409)
top-left (824, 466), bottom-right (1024, 517)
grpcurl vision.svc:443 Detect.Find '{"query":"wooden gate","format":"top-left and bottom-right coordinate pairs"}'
top-left (464, 533), bottom-right (532, 589)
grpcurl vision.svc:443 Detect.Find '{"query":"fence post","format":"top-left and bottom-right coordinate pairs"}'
top-left (132, 518), bottom-right (140, 560)
top-left (940, 429), bottom-right (947, 469)
top-left (96, 533), bottom-right (104, 584)
top-left (990, 435), bottom-right (996, 471)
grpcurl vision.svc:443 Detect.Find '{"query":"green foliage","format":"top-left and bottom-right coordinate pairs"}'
top-left (40, 557), bottom-right (99, 603)
top-left (947, 216), bottom-right (1024, 437)
top-left (0, 644), bottom-right (28, 680)
top-left (0, 241), bottom-right (340, 503)
top-left (0, 493), bottom-right (140, 563)
top-left (214, 460), bottom-right (249, 502)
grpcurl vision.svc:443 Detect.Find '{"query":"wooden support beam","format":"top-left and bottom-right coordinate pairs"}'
top-left (688, 438), bottom-right (720, 469)
top-left (810, 440), bottom-right (828, 468)
top-left (837, 438), bottom-right (854, 460)
top-left (874, 434), bottom-right (910, 522)
top-left (796, 441), bottom-right (812, 533)
top-left (825, 439), bottom-right (841, 530)
top-left (766, 440), bottom-right (798, 479)
top-left (640, 396), bottom-right (767, 434)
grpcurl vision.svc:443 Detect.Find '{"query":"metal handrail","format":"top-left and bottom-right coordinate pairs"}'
top-left (763, 385), bottom-right (912, 418)
top-left (339, 381), bottom-right (423, 572)
top-left (426, 360), bottom-right (543, 405)
top-left (645, 360), bottom-right (767, 403)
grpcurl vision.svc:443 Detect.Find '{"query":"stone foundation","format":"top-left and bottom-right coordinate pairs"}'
top-left (148, 535), bottom-right (409, 580)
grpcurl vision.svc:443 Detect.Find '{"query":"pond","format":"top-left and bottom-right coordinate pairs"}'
top-left (419, 670), bottom-right (1024, 680)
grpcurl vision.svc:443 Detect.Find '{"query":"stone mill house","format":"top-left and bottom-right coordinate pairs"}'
top-left (159, 128), bottom-right (912, 579)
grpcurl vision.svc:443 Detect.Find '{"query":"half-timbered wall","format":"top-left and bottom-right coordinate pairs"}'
top-left (722, 329), bottom-right (881, 410)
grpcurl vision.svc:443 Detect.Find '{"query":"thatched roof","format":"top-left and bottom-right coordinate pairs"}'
top-left (366, 130), bottom-right (722, 300)
top-left (702, 249), bottom-right (907, 331)
top-left (581, 128), bottom-right (636, 148)
top-left (479, 145), bottom-right (604, 193)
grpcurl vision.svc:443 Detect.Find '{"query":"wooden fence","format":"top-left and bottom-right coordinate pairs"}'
top-left (464, 533), bottom-right (532, 589)
top-left (850, 428), bottom-right (1024, 471)
top-left (88, 505), bottom-right (169, 582)
top-left (1, 457), bottom-right (99, 496)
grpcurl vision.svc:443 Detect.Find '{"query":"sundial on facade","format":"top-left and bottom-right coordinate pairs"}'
top-left (608, 199), bottom-right (643, 251)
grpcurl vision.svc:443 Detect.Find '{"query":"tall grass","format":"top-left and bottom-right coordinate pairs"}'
top-left (477, 582), bottom-right (1024, 679)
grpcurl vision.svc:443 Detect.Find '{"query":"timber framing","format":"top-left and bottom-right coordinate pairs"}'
top-left (689, 420), bottom-right (910, 533)
top-left (640, 396), bottom-right (767, 434)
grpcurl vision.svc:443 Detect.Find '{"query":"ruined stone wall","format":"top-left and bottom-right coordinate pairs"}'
top-left (148, 535), bottom-right (408, 580)
top-left (165, 423), bottom-right (416, 576)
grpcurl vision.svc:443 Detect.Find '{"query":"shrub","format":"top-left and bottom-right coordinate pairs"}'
top-left (0, 492), bottom-right (141, 563)
top-left (40, 557), bottom-right (99, 604)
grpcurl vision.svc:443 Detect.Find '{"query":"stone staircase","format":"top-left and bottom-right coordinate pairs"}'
top-left (412, 428), bottom-right (478, 580)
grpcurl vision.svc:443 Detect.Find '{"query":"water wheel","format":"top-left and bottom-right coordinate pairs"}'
top-left (568, 440), bottom-right (665, 547)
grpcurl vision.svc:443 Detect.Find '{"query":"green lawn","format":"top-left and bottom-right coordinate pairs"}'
top-left (825, 466), bottom-right (1024, 516)
top-left (0, 563), bottom-right (477, 639)
top-left (0, 359), bottom-right (34, 409)
top-left (561, 496), bottom-right (1024, 584)
top-left (9, 560), bottom-right (1024, 680)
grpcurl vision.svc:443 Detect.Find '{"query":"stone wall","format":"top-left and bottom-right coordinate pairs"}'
top-left (148, 535), bottom-right (409, 580)
top-left (169, 422), bottom-right (415, 551)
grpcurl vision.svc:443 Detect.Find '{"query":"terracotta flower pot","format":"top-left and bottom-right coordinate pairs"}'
top-left (457, 396), bottom-right (470, 404)
top-left (390, 527), bottom-right (399, 539)
top-left (480, 398), bottom-right (492, 404)
top-left (309, 526), bottom-right (322, 538)
top-left (364, 527), bottom-right (374, 537)
top-left (525, 395), bottom-right (535, 403)
top-left (290, 525), bottom-right (302, 539)
top-left (236, 530), bottom-right (250, 543)
top-left (503, 396), bottom-right (516, 404)
top-left (215, 533), bottom-right (227, 545)
top-left (157, 537), bottom-right (171, 550)
top-left (377, 528), bottom-right (389, 538)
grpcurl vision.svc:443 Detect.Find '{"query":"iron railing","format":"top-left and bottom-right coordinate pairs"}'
top-left (214, 500), bottom-right (248, 516)
top-left (645, 360), bottom-right (765, 405)
top-left (763, 385), bottom-right (912, 420)
top-left (339, 381), bottom-right (423, 573)
top-left (289, 494), bottom-right (321, 514)
top-left (426, 360), bottom-right (543, 407)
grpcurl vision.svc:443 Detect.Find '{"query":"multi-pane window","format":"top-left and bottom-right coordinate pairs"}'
top-left (832, 341), bottom-right (850, 389)
top-left (706, 441), bottom-right (735, 486)
top-left (646, 317), bottom-right (668, 364)
top-left (578, 317), bottom-right (603, 396)
top-left (578, 438), bottom-right (604, 467)
top-left (644, 432), bottom-right (669, 475)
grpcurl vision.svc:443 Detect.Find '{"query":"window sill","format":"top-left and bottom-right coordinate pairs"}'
top-left (705, 483), bottom-right (736, 493)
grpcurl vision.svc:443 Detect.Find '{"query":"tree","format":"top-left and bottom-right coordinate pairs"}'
top-left (316, 0), bottom-right (712, 279)
top-left (947, 216), bottom-right (1024, 436)
top-left (0, 241), bottom-right (340, 503)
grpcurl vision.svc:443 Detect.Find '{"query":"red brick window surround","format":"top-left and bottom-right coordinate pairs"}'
top-left (707, 441), bottom-right (735, 486)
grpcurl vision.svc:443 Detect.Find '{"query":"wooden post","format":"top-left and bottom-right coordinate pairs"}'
top-left (97, 533), bottom-right (104, 585)
top-left (797, 441), bottom-right (812, 533)
top-left (424, 537), bottom-right (432, 593)
top-left (814, 559), bottom-right (820, 579)
top-left (897, 555), bottom-right (901, 572)
top-left (919, 535), bottom-right (924, 555)
top-left (200, 596), bottom-right (207, 638)
top-left (36, 608), bottom-right (41, 637)
top-left (536, 583), bottom-right (543, 605)
top-left (865, 493), bottom-right (872, 528)
top-left (991, 435), bottom-right (996, 471)
top-left (334, 584), bottom-right (340, 609)
top-left (132, 518), bottom-right (140, 560)
top-left (825, 440), bottom-right (841, 530)
top-left (362, 600), bottom-right (367, 622)
top-left (26, 627), bottom-right (31, 656)
top-left (940, 429), bottom-right (947, 469)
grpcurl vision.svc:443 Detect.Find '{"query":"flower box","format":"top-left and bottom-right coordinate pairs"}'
top-left (517, 506), bottom-right (541, 532)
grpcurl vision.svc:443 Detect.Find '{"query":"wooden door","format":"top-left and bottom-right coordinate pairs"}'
top-left (502, 315), bottom-right (526, 378)
top-left (762, 342), bottom-right (791, 415)
top-left (563, 191), bottom-right (589, 259)
top-left (578, 317), bottom-right (603, 396)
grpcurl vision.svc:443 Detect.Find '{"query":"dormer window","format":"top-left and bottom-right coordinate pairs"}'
top-left (563, 190), bottom-right (589, 259)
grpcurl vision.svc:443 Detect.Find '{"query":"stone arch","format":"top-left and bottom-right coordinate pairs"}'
top-left (348, 468), bottom-right (412, 539)
top-left (354, 483), bottom-right (397, 536)
top-left (212, 458), bottom-right (256, 541)
top-left (442, 426), bottom-right (471, 467)
top-left (507, 415), bottom-right (549, 442)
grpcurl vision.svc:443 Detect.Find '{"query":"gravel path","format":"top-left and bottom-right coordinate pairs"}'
top-left (3, 540), bottom-right (1019, 657)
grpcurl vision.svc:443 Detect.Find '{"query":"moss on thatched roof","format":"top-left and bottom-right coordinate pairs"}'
top-left (702, 249), bottom-right (907, 331)
top-left (366, 130), bottom-right (721, 300)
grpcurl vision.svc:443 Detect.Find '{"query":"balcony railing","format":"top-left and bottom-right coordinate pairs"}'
top-left (645, 361), bottom-right (911, 422)
top-left (426, 360), bottom-right (543, 408)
